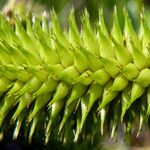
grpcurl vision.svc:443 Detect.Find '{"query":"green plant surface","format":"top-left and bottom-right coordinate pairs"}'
top-left (0, 6), bottom-right (150, 146)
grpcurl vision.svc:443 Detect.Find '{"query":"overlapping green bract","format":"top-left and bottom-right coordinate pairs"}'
top-left (0, 7), bottom-right (150, 144)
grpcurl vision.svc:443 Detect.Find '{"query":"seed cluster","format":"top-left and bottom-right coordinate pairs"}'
top-left (0, 7), bottom-right (150, 144)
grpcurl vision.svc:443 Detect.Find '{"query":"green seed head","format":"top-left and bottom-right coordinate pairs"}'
top-left (0, 7), bottom-right (150, 144)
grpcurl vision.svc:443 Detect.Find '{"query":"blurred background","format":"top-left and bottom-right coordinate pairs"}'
top-left (1, 0), bottom-right (150, 30)
top-left (0, 0), bottom-right (150, 150)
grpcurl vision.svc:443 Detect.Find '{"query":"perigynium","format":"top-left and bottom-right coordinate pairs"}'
top-left (0, 7), bottom-right (150, 144)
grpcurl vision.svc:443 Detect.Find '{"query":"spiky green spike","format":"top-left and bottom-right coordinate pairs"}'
top-left (58, 66), bottom-right (80, 84)
top-left (45, 98), bottom-right (65, 144)
top-left (101, 57), bottom-right (121, 78)
top-left (33, 77), bottom-right (57, 96)
top-left (121, 84), bottom-right (132, 122)
top-left (137, 93), bottom-right (147, 137)
top-left (111, 6), bottom-right (124, 45)
top-left (128, 83), bottom-right (145, 109)
top-left (123, 7), bottom-right (141, 50)
top-left (28, 92), bottom-right (52, 122)
top-left (110, 97), bottom-right (121, 138)
top-left (13, 109), bottom-right (27, 140)
top-left (28, 110), bottom-right (45, 143)
top-left (73, 47), bottom-right (88, 73)
top-left (54, 38), bottom-right (74, 67)
top-left (110, 74), bottom-right (128, 91)
top-left (98, 80), bottom-right (118, 110)
top-left (112, 37), bottom-right (132, 66)
top-left (100, 106), bottom-right (108, 135)
top-left (48, 82), bottom-right (70, 107)
top-left (68, 9), bottom-right (81, 47)
top-left (82, 9), bottom-right (99, 56)
top-left (59, 100), bottom-right (78, 133)
top-left (131, 42), bottom-right (149, 70)
top-left (50, 9), bottom-right (68, 47)
top-left (0, 7), bottom-right (150, 144)
top-left (98, 7), bottom-right (109, 38)
top-left (98, 29), bottom-right (115, 58)
top-left (12, 94), bottom-right (32, 121)
top-left (77, 83), bottom-right (103, 136)
top-left (66, 83), bottom-right (87, 106)
top-left (139, 16), bottom-right (150, 55)
top-left (90, 68), bottom-right (110, 85)
top-left (135, 68), bottom-right (150, 87)
top-left (33, 15), bottom-right (50, 46)
top-left (15, 77), bottom-right (42, 97)
top-left (7, 80), bottom-right (24, 96)
top-left (122, 63), bottom-right (140, 81)
top-left (0, 95), bottom-right (17, 127)
top-left (15, 16), bottom-right (36, 52)
top-left (79, 47), bottom-right (103, 71)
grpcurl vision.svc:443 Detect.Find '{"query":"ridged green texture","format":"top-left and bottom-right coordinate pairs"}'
top-left (0, 7), bottom-right (150, 144)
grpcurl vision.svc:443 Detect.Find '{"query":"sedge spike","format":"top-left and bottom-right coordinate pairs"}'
top-left (0, 7), bottom-right (149, 144)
